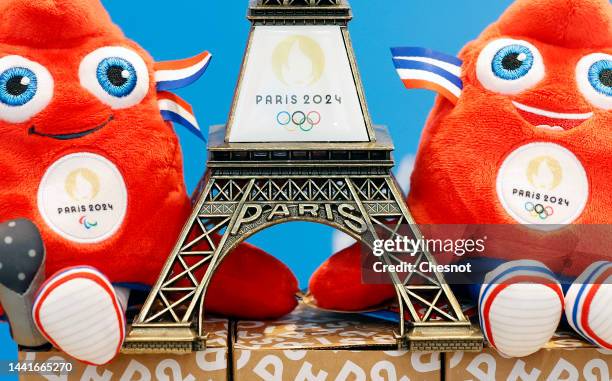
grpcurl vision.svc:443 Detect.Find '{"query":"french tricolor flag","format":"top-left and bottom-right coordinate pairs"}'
top-left (158, 91), bottom-right (202, 139)
top-left (155, 51), bottom-right (212, 91)
top-left (391, 47), bottom-right (463, 104)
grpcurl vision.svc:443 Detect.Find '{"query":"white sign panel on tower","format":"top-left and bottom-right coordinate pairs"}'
top-left (227, 25), bottom-right (370, 142)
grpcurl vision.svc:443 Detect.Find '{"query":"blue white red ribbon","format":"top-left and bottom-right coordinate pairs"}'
top-left (391, 47), bottom-right (463, 104)
top-left (155, 51), bottom-right (212, 91)
top-left (158, 91), bottom-right (203, 139)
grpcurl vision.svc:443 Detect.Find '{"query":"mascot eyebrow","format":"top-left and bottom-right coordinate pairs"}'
top-left (154, 51), bottom-right (212, 139)
top-left (391, 47), bottom-right (463, 104)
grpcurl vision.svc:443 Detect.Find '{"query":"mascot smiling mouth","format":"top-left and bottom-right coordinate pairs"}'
top-left (512, 101), bottom-right (593, 131)
top-left (28, 114), bottom-right (114, 140)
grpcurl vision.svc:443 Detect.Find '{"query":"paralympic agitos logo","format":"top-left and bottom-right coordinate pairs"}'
top-left (79, 215), bottom-right (98, 230)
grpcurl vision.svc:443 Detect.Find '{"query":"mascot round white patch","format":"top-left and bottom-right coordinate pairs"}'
top-left (496, 142), bottom-right (589, 230)
top-left (37, 153), bottom-right (128, 243)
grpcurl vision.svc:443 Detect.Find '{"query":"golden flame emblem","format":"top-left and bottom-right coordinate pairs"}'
top-left (526, 156), bottom-right (563, 191)
top-left (65, 168), bottom-right (100, 201)
top-left (272, 35), bottom-right (325, 86)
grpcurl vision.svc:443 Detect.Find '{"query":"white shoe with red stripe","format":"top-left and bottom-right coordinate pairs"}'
top-left (32, 267), bottom-right (126, 365)
top-left (478, 260), bottom-right (564, 357)
top-left (565, 261), bottom-right (612, 350)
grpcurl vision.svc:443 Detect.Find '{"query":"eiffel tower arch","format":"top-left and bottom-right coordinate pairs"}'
top-left (124, 0), bottom-right (482, 353)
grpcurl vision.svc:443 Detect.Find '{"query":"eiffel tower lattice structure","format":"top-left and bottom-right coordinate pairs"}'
top-left (124, 0), bottom-right (482, 353)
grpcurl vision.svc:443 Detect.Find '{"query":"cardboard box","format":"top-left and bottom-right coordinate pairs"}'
top-left (445, 331), bottom-right (612, 381)
top-left (232, 304), bottom-right (442, 381)
top-left (18, 317), bottom-right (229, 381)
top-left (17, 305), bottom-right (612, 381)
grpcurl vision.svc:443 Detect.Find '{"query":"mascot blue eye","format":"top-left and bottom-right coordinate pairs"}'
top-left (0, 67), bottom-right (37, 106)
top-left (588, 59), bottom-right (612, 97)
top-left (491, 45), bottom-right (534, 80)
top-left (96, 57), bottom-right (137, 98)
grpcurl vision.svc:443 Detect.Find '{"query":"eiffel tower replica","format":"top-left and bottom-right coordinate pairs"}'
top-left (125, 0), bottom-right (482, 353)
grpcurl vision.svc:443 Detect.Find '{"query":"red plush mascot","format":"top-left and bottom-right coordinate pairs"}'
top-left (0, 0), bottom-right (297, 365)
top-left (311, 0), bottom-right (612, 357)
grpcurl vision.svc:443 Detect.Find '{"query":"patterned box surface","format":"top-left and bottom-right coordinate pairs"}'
top-left (232, 304), bottom-right (442, 381)
top-left (445, 332), bottom-right (612, 381)
top-left (18, 306), bottom-right (612, 380)
top-left (18, 318), bottom-right (229, 381)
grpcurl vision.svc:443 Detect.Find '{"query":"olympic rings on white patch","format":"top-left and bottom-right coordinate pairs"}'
top-left (524, 202), bottom-right (554, 220)
top-left (276, 111), bottom-right (321, 132)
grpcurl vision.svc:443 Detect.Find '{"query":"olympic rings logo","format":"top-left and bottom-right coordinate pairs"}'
top-left (276, 111), bottom-right (321, 132)
top-left (525, 202), bottom-right (554, 220)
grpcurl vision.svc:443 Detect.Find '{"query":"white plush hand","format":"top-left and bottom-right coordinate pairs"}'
top-left (33, 266), bottom-right (126, 365)
top-left (565, 261), bottom-right (612, 350)
top-left (478, 260), bottom-right (563, 357)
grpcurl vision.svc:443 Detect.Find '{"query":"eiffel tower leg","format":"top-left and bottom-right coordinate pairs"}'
top-left (386, 176), bottom-right (467, 325)
top-left (346, 175), bottom-right (483, 351)
top-left (184, 179), bottom-right (258, 348)
top-left (124, 176), bottom-right (256, 352)
top-left (345, 177), bottom-right (424, 339)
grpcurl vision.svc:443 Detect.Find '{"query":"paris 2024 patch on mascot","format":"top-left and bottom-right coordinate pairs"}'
top-left (0, 0), bottom-right (298, 365)
top-left (310, 0), bottom-right (612, 357)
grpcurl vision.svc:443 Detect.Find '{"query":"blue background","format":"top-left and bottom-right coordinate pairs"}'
top-left (0, 0), bottom-right (514, 375)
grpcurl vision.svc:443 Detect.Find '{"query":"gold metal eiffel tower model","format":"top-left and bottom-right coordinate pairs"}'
top-left (125, 0), bottom-right (482, 353)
